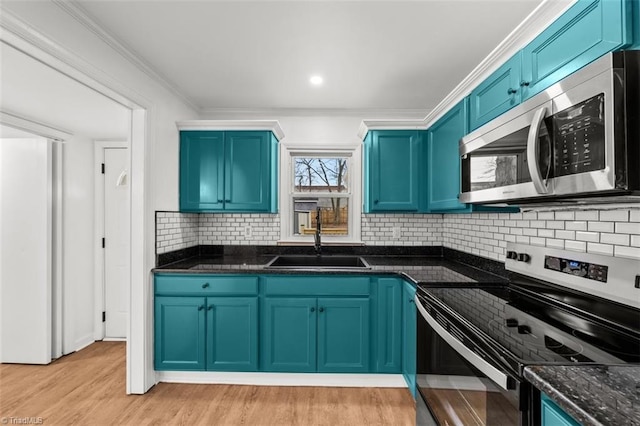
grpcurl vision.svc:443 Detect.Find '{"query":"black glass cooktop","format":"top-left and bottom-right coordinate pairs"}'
top-left (418, 283), bottom-right (640, 369)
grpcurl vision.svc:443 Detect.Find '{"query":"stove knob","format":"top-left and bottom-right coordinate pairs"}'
top-left (506, 251), bottom-right (518, 260)
top-left (517, 253), bottom-right (531, 263)
top-left (517, 325), bottom-right (531, 335)
top-left (505, 318), bottom-right (518, 327)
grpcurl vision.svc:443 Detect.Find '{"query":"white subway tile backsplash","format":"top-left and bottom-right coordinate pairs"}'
top-left (615, 222), bottom-right (640, 235)
top-left (587, 242), bottom-right (614, 256)
top-left (156, 206), bottom-right (639, 264)
top-left (588, 221), bottom-right (615, 233)
top-left (599, 210), bottom-right (629, 222)
top-left (614, 245), bottom-right (640, 260)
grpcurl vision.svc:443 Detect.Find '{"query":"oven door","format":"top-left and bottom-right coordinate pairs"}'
top-left (459, 100), bottom-right (553, 204)
top-left (415, 295), bottom-right (527, 426)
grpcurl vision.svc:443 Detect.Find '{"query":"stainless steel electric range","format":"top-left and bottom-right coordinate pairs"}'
top-left (415, 242), bottom-right (640, 426)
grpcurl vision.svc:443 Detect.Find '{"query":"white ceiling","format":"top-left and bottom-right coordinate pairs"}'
top-left (0, 42), bottom-right (130, 140)
top-left (73, 0), bottom-right (544, 113)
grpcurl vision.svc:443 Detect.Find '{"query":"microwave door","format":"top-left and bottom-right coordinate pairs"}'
top-left (459, 100), bottom-right (553, 204)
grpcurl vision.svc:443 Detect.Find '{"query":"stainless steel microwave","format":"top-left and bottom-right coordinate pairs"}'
top-left (459, 50), bottom-right (639, 205)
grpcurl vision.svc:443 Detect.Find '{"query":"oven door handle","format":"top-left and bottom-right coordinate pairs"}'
top-left (415, 295), bottom-right (511, 391)
top-left (526, 105), bottom-right (550, 194)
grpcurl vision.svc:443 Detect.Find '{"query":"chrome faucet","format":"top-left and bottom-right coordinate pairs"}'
top-left (314, 207), bottom-right (322, 256)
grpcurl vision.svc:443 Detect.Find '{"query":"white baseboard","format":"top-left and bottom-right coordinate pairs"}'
top-left (156, 371), bottom-right (406, 388)
top-left (102, 337), bottom-right (126, 342)
top-left (74, 335), bottom-right (95, 352)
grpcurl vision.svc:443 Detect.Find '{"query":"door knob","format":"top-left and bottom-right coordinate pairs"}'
top-left (310, 307), bottom-right (315, 313)
top-left (202, 283), bottom-right (210, 289)
top-left (207, 305), bottom-right (213, 311)
top-left (507, 88), bottom-right (517, 95)
top-left (198, 305), bottom-right (204, 311)
top-left (319, 307), bottom-right (324, 313)
top-left (520, 81), bottom-right (530, 87)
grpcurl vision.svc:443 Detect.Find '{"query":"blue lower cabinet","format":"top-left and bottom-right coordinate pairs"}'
top-left (402, 282), bottom-right (417, 398)
top-left (155, 296), bottom-right (206, 371)
top-left (541, 393), bottom-right (580, 426)
top-left (376, 278), bottom-right (402, 373)
top-left (262, 298), bottom-right (317, 372)
top-left (206, 297), bottom-right (258, 371)
top-left (317, 298), bottom-right (370, 373)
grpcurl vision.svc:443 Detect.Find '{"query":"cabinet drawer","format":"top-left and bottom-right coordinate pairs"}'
top-left (263, 276), bottom-right (370, 296)
top-left (155, 274), bottom-right (258, 296)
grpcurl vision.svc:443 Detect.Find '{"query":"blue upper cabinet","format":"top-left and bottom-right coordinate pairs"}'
top-left (179, 130), bottom-right (278, 213)
top-left (364, 130), bottom-right (425, 212)
top-left (468, 54), bottom-right (521, 131)
top-left (521, 0), bottom-right (633, 101)
top-left (180, 131), bottom-right (225, 211)
top-left (427, 100), bottom-right (469, 212)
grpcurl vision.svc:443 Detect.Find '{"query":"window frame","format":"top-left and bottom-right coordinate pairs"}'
top-left (279, 144), bottom-right (362, 244)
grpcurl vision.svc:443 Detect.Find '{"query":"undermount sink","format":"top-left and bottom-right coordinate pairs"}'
top-left (265, 255), bottom-right (370, 269)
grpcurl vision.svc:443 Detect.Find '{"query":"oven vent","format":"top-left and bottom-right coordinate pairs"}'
top-left (449, 324), bottom-right (465, 342)
top-left (436, 313), bottom-right (449, 330)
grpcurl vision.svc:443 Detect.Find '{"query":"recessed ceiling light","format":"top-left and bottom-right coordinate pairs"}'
top-left (310, 75), bottom-right (323, 86)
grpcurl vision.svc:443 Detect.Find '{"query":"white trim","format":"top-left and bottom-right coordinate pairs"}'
top-left (50, 0), bottom-right (199, 112)
top-left (280, 145), bottom-right (362, 244)
top-left (157, 372), bottom-right (406, 388)
top-left (93, 140), bottom-right (129, 343)
top-left (0, 110), bottom-right (72, 141)
top-left (51, 141), bottom-right (63, 360)
top-left (201, 107), bottom-right (430, 119)
top-left (357, 119), bottom-right (426, 140)
top-left (74, 333), bottom-right (95, 353)
top-left (357, 0), bottom-right (577, 136)
top-left (0, 8), bottom-right (150, 110)
top-left (176, 120), bottom-right (285, 141)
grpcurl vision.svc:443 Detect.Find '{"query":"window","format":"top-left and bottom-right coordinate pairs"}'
top-left (280, 146), bottom-right (362, 243)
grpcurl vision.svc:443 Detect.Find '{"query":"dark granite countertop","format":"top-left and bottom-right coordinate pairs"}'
top-left (524, 365), bottom-right (640, 426)
top-left (152, 246), bottom-right (508, 285)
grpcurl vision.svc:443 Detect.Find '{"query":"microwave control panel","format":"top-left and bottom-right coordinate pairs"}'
top-left (544, 255), bottom-right (608, 283)
top-left (553, 93), bottom-right (606, 177)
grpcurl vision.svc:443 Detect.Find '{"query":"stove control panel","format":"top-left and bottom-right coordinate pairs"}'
top-left (544, 255), bottom-right (608, 282)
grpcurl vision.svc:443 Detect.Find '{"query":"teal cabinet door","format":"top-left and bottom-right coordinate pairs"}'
top-left (179, 131), bottom-right (224, 211)
top-left (376, 278), bottom-right (402, 373)
top-left (427, 100), bottom-right (469, 212)
top-left (262, 298), bottom-right (317, 372)
top-left (521, 0), bottom-right (632, 101)
top-left (402, 282), bottom-right (417, 398)
top-left (469, 54), bottom-right (521, 131)
top-left (206, 297), bottom-right (258, 371)
top-left (155, 296), bottom-right (206, 371)
top-left (225, 132), bottom-right (270, 212)
top-left (541, 393), bottom-right (580, 426)
top-left (317, 298), bottom-right (370, 373)
top-left (368, 130), bottom-right (422, 212)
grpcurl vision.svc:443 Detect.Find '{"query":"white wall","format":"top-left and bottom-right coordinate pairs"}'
top-left (62, 136), bottom-right (96, 353)
top-left (2, 1), bottom-right (198, 393)
top-left (0, 138), bottom-right (52, 364)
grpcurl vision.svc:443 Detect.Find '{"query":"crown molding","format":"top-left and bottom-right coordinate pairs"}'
top-left (421, 0), bottom-right (576, 128)
top-left (176, 120), bottom-right (285, 141)
top-left (53, 0), bottom-right (199, 111)
top-left (357, 0), bottom-right (577, 134)
top-left (357, 119), bottom-right (428, 140)
top-left (200, 107), bottom-right (431, 119)
top-left (0, 7), bottom-right (151, 110)
top-left (1, 110), bottom-right (73, 141)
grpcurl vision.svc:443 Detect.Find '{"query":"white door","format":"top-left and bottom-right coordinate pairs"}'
top-left (0, 138), bottom-right (52, 364)
top-left (104, 148), bottom-right (130, 339)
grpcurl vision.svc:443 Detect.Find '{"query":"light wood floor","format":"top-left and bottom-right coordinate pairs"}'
top-left (0, 342), bottom-right (415, 425)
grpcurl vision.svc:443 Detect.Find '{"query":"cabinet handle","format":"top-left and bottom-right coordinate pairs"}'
top-left (198, 305), bottom-right (204, 311)
top-left (374, 200), bottom-right (379, 204)
top-left (319, 307), bottom-right (324, 313)
top-left (202, 283), bottom-right (210, 289)
top-left (310, 307), bottom-right (315, 313)
top-left (217, 199), bottom-right (224, 203)
top-left (520, 81), bottom-right (530, 87)
top-left (225, 199), bottom-right (231, 203)
top-left (207, 305), bottom-right (213, 311)
top-left (507, 88), bottom-right (517, 95)
top-left (409, 299), bottom-right (415, 304)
